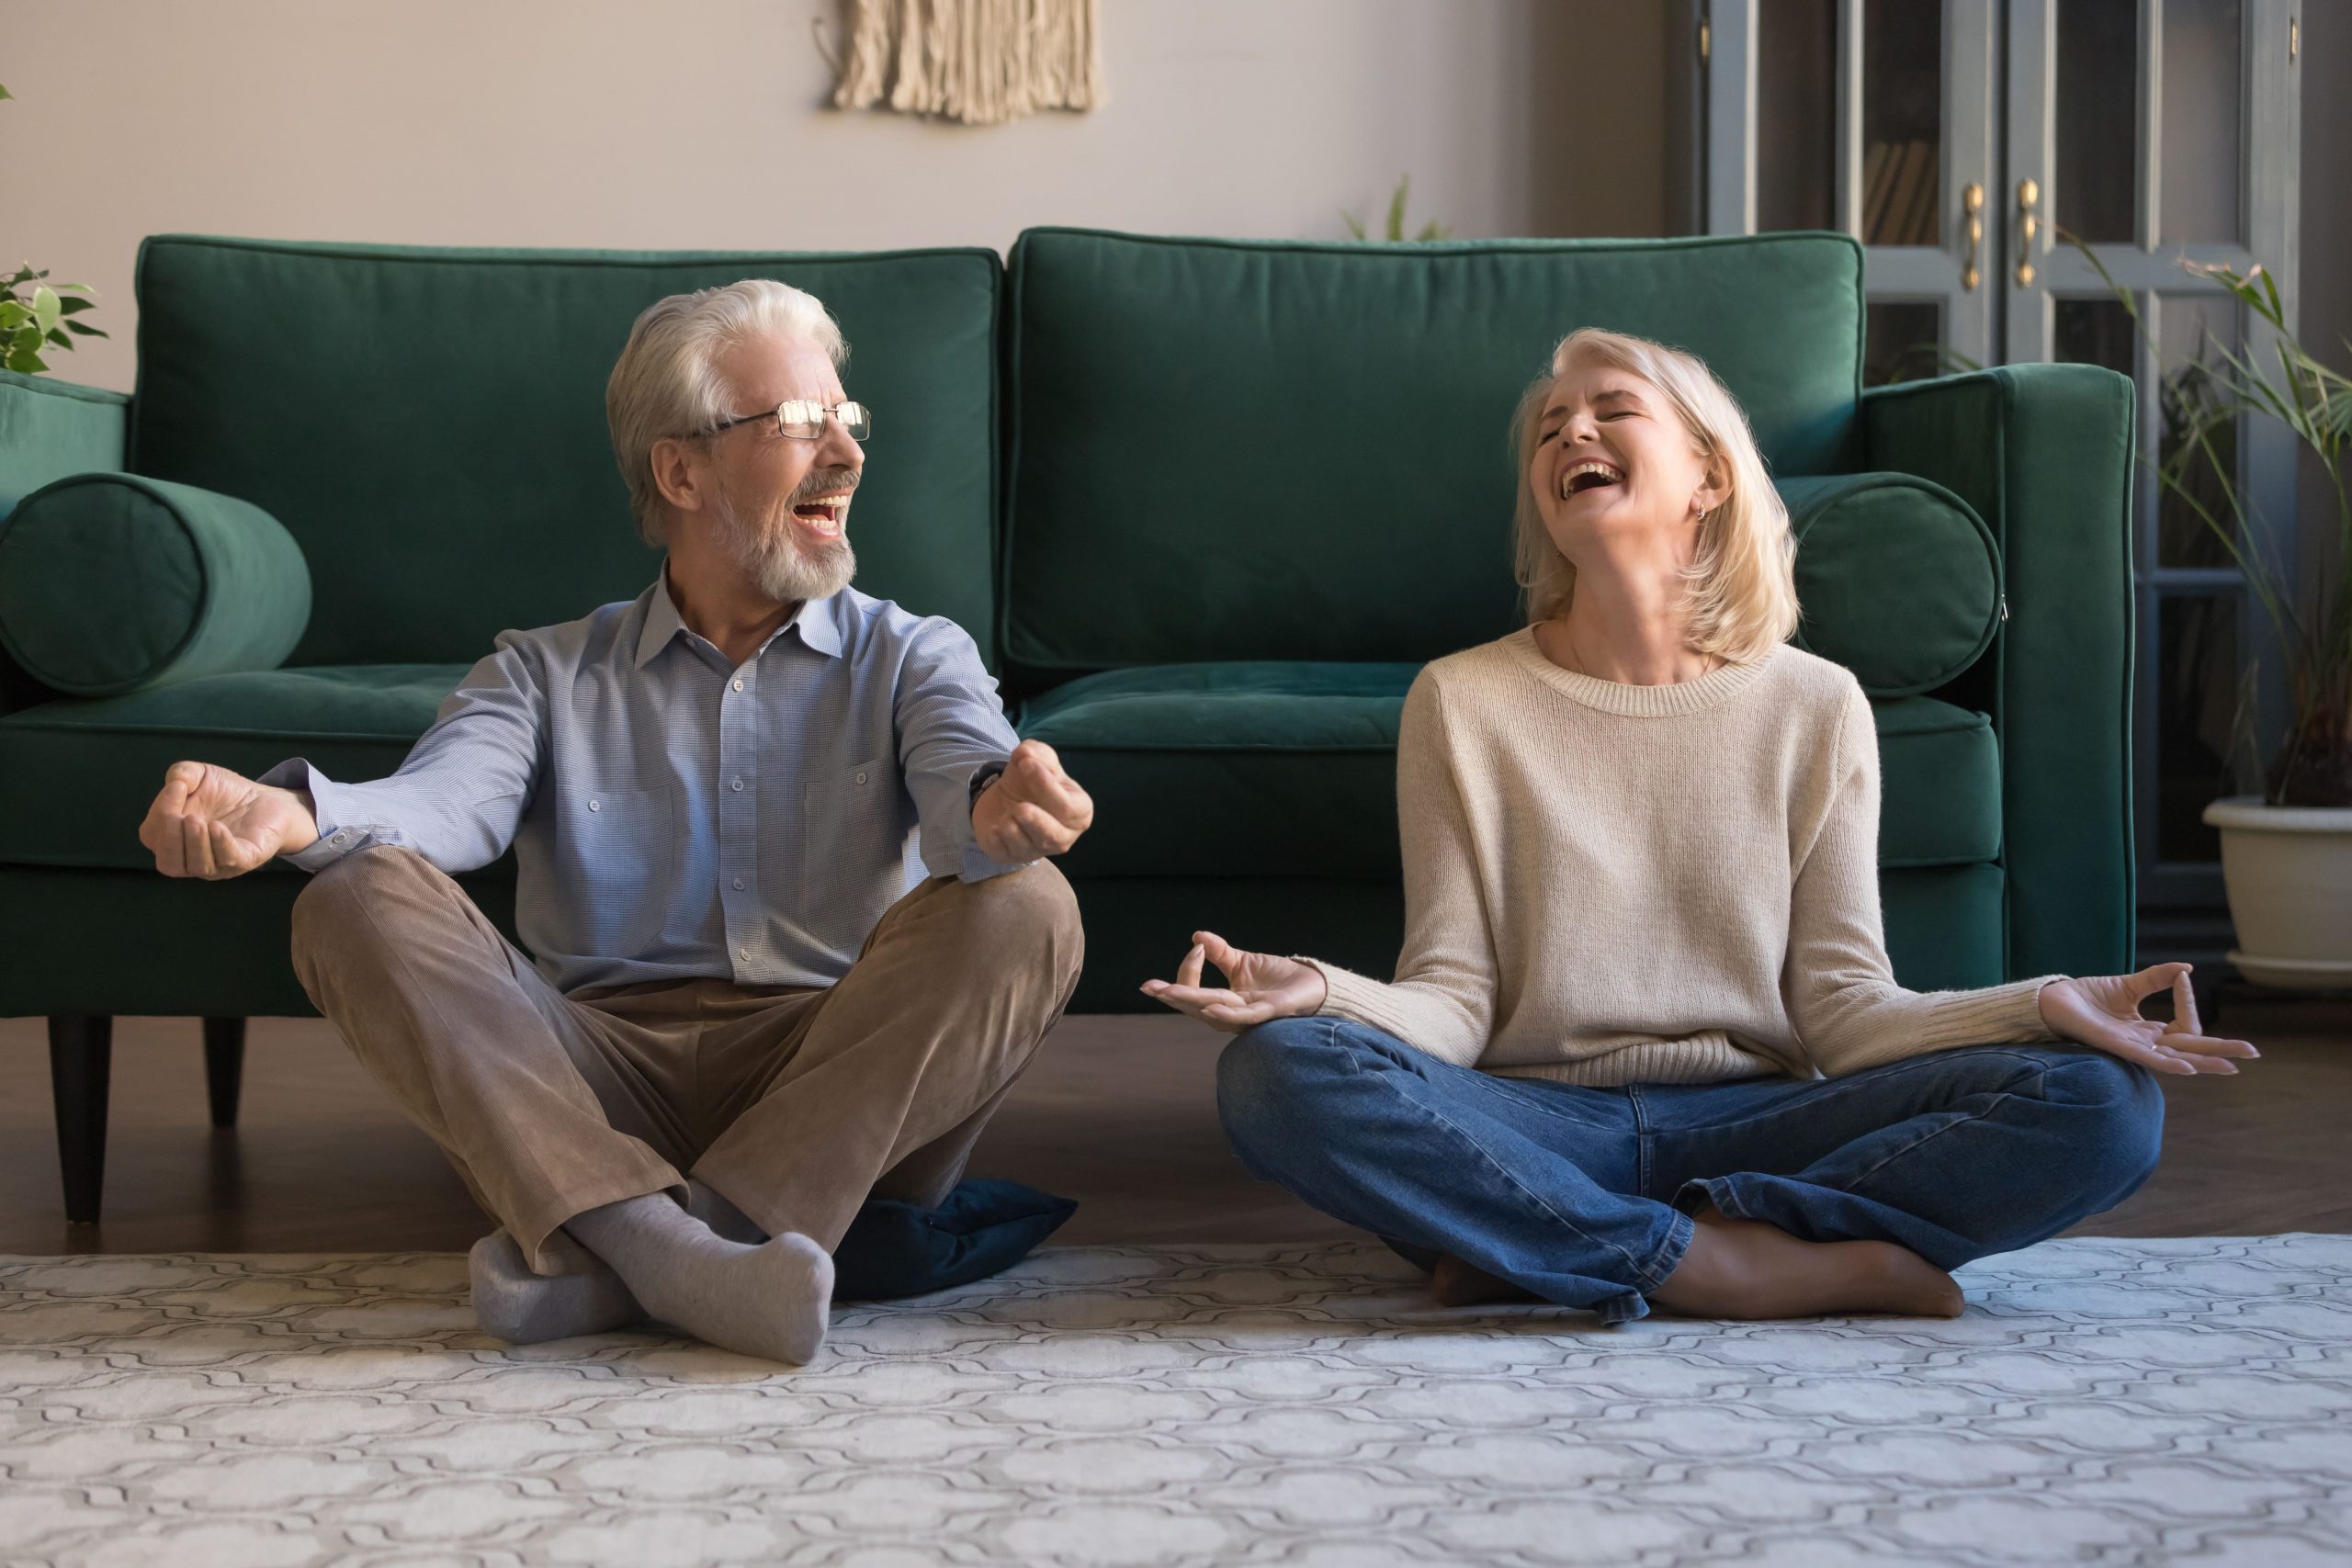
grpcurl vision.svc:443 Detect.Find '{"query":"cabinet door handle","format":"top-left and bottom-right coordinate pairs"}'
top-left (2015, 177), bottom-right (2041, 288)
top-left (1962, 182), bottom-right (1984, 291)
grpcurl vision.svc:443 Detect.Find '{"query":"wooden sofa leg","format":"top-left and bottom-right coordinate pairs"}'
top-left (48, 1014), bottom-right (113, 1226)
top-left (202, 1017), bottom-right (247, 1130)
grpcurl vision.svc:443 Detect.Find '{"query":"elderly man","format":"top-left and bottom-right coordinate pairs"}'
top-left (135, 279), bottom-right (1091, 1364)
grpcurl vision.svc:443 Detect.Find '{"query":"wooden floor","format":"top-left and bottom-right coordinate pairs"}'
top-left (2, 997), bottom-right (2346, 1255)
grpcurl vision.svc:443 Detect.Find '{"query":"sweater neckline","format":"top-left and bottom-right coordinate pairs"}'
top-left (1502, 625), bottom-right (1774, 717)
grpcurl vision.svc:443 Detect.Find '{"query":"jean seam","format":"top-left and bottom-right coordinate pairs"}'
top-left (1454, 1069), bottom-right (1627, 1136)
top-left (1840, 1062), bottom-right (2050, 1194)
top-left (1328, 1021), bottom-right (1675, 1294)
top-left (1626, 1084), bottom-right (1654, 1199)
top-left (1691, 1176), bottom-right (1749, 1222)
top-left (1657, 1047), bottom-right (2054, 1136)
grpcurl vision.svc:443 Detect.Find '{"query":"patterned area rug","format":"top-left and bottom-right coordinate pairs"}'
top-left (3, 1237), bottom-right (2348, 1567)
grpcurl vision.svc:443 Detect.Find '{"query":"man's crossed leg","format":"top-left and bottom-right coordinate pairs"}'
top-left (291, 845), bottom-right (1082, 1362)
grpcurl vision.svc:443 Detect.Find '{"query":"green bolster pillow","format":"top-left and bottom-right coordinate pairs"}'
top-left (0, 473), bottom-right (311, 697)
top-left (1778, 472), bottom-right (2000, 698)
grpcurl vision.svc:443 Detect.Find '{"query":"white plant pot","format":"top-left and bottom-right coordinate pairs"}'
top-left (2201, 795), bottom-right (2352, 988)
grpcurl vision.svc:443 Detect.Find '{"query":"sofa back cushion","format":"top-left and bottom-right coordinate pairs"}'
top-left (1001, 229), bottom-right (1863, 680)
top-left (129, 236), bottom-right (1001, 667)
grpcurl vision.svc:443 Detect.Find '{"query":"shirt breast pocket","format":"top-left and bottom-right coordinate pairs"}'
top-left (804, 756), bottom-right (913, 900)
top-left (556, 787), bottom-right (674, 956)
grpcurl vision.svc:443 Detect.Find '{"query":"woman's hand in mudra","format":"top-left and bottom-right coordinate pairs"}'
top-left (1140, 931), bottom-right (1328, 1032)
top-left (2037, 963), bottom-right (2258, 1077)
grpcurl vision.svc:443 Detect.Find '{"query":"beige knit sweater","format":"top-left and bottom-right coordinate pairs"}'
top-left (1304, 627), bottom-right (2066, 1086)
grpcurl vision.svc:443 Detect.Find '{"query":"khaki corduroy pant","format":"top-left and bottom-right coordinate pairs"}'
top-left (288, 845), bottom-right (1082, 1272)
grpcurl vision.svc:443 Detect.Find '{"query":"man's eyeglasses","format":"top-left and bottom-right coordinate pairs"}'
top-left (706, 399), bottom-right (874, 442)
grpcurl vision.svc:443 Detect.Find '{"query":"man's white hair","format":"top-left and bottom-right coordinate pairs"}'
top-left (605, 278), bottom-right (848, 547)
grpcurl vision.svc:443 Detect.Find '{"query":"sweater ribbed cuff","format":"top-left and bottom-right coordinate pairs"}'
top-left (1989, 974), bottom-right (2069, 1042)
top-left (1894, 972), bottom-right (2069, 1058)
top-left (1298, 958), bottom-right (1487, 1070)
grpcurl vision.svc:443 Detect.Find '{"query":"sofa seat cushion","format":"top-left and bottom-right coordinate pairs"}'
top-left (1874, 697), bottom-right (2002, 867)
top-left (1020, 660), bottom-right (1419, 879)
top-left (1018, 661), bottom-right (2003, 879)
top-left (0, 663), bottom-right (505, 876)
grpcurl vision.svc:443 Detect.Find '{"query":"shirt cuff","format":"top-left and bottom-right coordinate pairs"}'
top-left (256, 758), bottom-right (365, 873)
top-left (930, 756), bottom-right (1033, 883)
top-left (944, 842), bottom-right (1035, 883)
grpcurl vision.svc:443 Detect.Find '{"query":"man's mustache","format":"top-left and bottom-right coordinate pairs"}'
top-left (788, 468), bottom-right (861, 505)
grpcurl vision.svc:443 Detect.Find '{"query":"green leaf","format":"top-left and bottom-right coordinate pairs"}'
top-left (3, 265), bottom-right (33, 288)
top-left (1340, 207), bottom-right (1366, 241)
top-left (1386, 177), bottom-right (1409, 243)
top-left (0, 301), bottom-right (25, 330)
top-left (51, 282), bottom-right (93, 295)
top-left (56, 295), bottom-right (94, 314)
top-left (0, 83), bottom-right (13, 102)
top-left (5, 347), bottom-right (48, 375)
top-left (62, 319), bottom-right (107, 338)
top-left (43, 327), bottom-right (71, 349)
top-left (9, 323), bottom-right (42, 355)
top-left (29, 286), bottom-right (59, 333)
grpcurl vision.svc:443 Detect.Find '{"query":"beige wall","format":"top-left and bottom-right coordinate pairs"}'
top-left (6, 0), bottom-right (1667, 395)
top-left (9, 0), bottom-right (2338, 604)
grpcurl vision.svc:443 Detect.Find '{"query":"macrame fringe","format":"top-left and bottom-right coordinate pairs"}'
top-left (831, 0), bottom-right (1104, 127)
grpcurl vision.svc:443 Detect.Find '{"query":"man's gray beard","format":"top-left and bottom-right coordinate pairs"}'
top-left (713, 483), bottom-right (856, 604)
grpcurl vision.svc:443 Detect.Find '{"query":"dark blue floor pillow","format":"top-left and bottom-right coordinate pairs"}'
top-left (831, 1179), bottom-right (1078, 1302)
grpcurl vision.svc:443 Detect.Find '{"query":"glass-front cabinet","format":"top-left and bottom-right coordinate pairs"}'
top-left (1701, 0), bottom-right (2304, 919)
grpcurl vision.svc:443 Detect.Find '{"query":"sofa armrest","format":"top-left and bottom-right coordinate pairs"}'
top-left (1861, 363), bottom-right (2136, 983)
top-left (1, 370), bottom-right (131, 715)
top-left (0, 369), bottom-right (129, 512)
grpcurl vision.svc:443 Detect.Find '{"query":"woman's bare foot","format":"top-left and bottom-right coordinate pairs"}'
top-left (1430, 1253), bottom-right (1541, 1307)
top-left (1648, 1202), bottom-right (1964, 1320)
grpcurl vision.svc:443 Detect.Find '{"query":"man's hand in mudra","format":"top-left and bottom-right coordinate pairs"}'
top-left (2037, 963), bottom-right (2258, 1077)
top-left (1140, 931), bottom-right (1329, 1032)
top-left (138, 760), bottom-right (320, 879)
top-left (971, 739), bottom-right (1094, 862)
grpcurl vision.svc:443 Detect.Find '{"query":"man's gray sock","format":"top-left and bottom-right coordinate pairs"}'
top-left (468, 1227), bottom-right (642, 1345)
top-left (565, 1192), bottom-right (831, 1364)
top-left (684, 1179), bottom-right (768, 1244)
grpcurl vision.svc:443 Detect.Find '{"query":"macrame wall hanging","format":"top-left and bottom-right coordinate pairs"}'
top-left (828, 0), bottom-right (1106, 127)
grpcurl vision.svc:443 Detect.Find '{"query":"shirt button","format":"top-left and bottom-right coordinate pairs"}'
top-left (587, 798), bottom-right (600, 812)
top-left (731, 778), bottom-right (745, 792)
top-left (732, 679), bottom-right (744, 693)
top-left (738, 947), bottom-right (750, 961)
top-left (732, 877), bottom-right (745, 890)
top-left (854, 771), bottom-right (868, 785)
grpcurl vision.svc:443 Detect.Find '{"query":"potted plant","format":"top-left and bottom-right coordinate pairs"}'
top-left (2083, 243), bottom-right (2350, 988)
top-left (1341, 175), bottom-right (1451, 243)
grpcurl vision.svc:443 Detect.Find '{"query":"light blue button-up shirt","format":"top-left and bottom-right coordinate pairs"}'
top-left (261, 573), bottom-right (1026, 994)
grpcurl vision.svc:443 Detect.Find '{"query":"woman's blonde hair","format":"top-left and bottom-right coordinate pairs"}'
top-left (1510, 327), bottom-right (1799, 665)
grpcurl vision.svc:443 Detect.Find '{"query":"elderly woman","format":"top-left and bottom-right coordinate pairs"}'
top-left (1143, 327), bottom-right (2255, 1325)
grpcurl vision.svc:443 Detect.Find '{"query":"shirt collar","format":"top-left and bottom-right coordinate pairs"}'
top-left (635, 565), bottom-right (843, 669)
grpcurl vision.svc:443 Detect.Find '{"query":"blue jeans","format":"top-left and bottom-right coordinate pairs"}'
top-left (1217, 1017), bottom-right (2165, 1324)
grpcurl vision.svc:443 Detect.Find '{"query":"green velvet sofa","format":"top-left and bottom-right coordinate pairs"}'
top-left (0, 230), bottom-right (2136, 1224)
